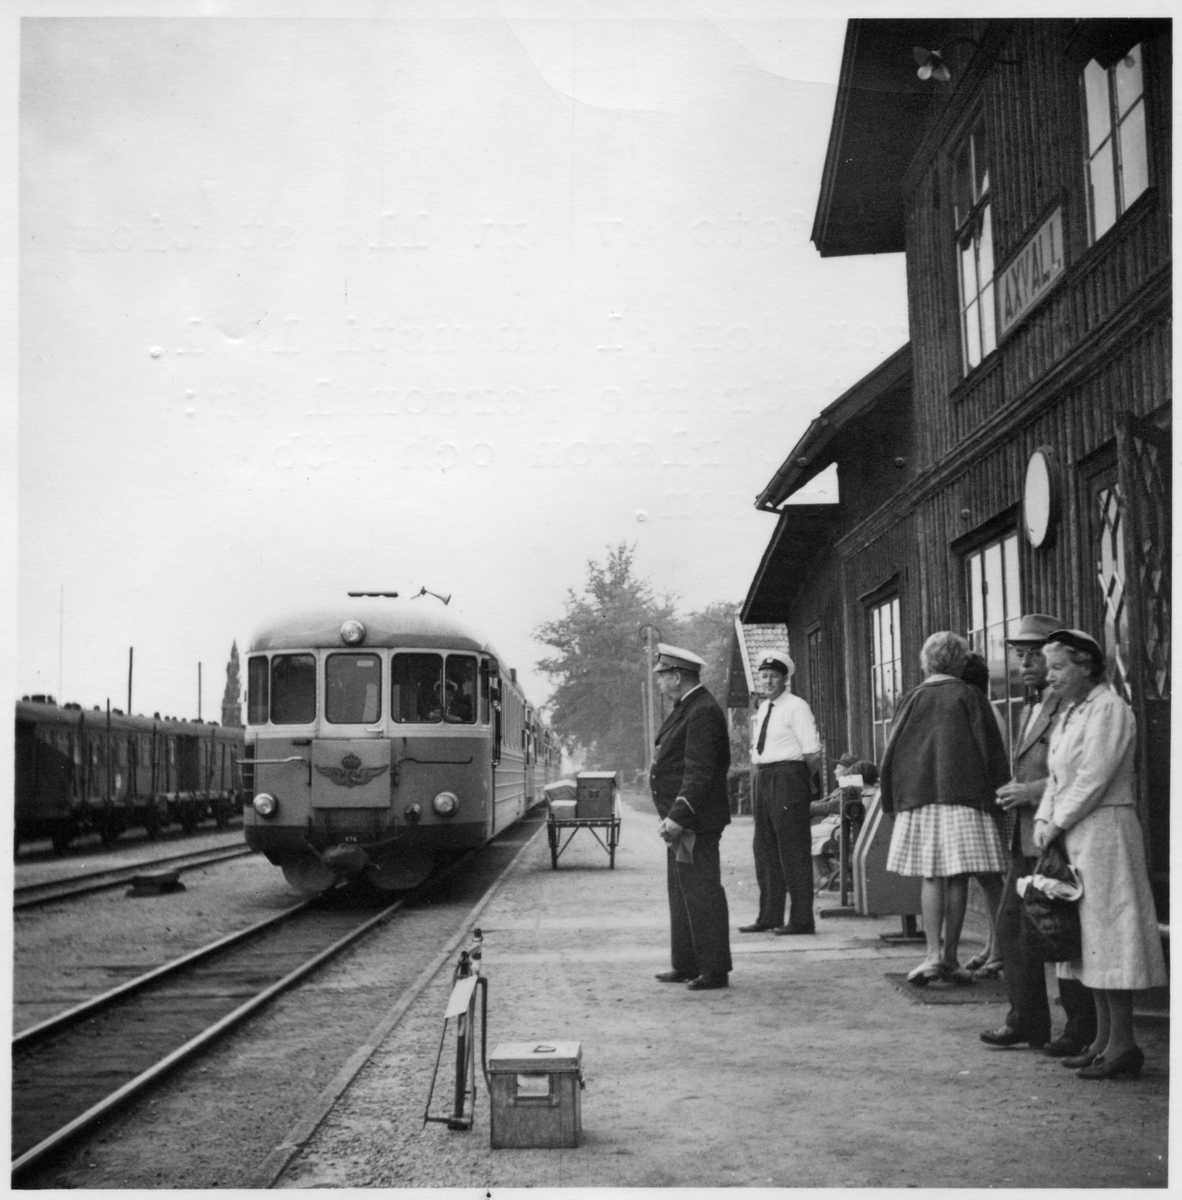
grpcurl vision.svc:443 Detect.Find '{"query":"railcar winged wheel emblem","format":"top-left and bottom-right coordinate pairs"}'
top-left (315, 752), bottom-right (390, 788)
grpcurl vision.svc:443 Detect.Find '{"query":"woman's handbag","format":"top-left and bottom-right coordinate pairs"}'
top-left (1018, 839), bottom-right (1083, 963)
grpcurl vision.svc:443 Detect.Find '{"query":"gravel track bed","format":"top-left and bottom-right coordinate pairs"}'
top-left (18, 817), bottom-right (545, 1188)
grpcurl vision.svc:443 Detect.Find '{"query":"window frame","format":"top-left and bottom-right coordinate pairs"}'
top-left (952, 117), bottom-right (997, 375)
top-left (1081, 43), bottom-right (1150, 244)
top-left (867, 594), bottom-right (902, 763)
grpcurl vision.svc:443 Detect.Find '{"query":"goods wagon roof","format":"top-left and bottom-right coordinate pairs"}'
top-left (16, 700), bottom-right (239, 738)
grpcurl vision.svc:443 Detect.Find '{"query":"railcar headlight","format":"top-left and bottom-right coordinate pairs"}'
top-left (432, 791), bottom-right (459, 817)
top-left (253, 792), bottom-right (279, 818)
top-left (340, 619), bottom-right (367, 645)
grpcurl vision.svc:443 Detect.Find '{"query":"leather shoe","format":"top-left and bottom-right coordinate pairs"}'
top-left (1061, 1050), bottom-right (1099, 1069)
top-left (686, 973), bottom-right (729, 990)
top-left (773, 925), bottom-right (815, 935)
top-left (738, 922), bottom-right (773, 933)
top-left (979, 1026), bottom-right (1047, 1049)
top-left (1044, 1037), bottom-right (1089, 1058)
top-left (1077, 1046), bottom-right (1144, 1080)
top-left (654, 970), bottom-right (692, 983)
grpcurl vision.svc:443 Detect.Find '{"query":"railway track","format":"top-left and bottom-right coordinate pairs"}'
top-left (12, 882), bottom-right (409, 1180)
top-left (14, 843), bottom-right (257, 909)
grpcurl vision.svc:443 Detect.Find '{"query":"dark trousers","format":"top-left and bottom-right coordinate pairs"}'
top-left (752, 760), bottom-right (815, 931)
top-left (997, 850), bottom-right (1096, 1045)
top-left (667, 830), bottom-right (732, 978)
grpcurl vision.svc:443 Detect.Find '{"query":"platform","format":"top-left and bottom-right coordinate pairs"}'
top-left (276, 790), bottom-right (1169, 1189)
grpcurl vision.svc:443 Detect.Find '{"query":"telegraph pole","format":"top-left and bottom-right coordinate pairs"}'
top-left (128, 647), bottom-right (133, 715)
top-left (198, 662), bottom-right (202, 721)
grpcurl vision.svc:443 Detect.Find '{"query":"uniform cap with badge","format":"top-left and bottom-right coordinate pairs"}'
top-left (652, 643), bottom-right (706, 674)
top-left (756, 650), bottom-right (795, 677)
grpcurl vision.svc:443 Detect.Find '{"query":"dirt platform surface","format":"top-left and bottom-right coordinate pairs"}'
top-left (276, 790), bottom-right (1169, 1190)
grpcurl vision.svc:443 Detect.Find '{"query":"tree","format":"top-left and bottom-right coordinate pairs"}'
top-left (535, 544), bottom-right (677, 772)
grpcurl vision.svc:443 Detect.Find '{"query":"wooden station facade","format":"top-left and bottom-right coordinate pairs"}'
top-left (739, 18), bottom-right (1172, 917)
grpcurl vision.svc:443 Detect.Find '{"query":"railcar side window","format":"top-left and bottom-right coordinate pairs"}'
top-left (270, 654), bottom-right (317, 724)
top-left (479, 658), bottom-right (491, 724)
top-left (392, 653), bottom-right (444, 723)
top-left (445, 655), bottom-right (477, 724)
top-left (247, 656), bottom-right (269, 725)
top-left (326, 654), bottom-right (382, 724)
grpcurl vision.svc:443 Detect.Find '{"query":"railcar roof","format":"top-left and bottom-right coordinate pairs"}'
top-left (248, 601), bottom-right (502, 658)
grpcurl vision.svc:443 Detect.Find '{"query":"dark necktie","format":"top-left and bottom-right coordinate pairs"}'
top-left (756, 701), bottom-right (774, 755)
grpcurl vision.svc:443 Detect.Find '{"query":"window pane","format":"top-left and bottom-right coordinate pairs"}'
top-left (326, 653), bottom-right (382, 724)
top-left (391, 652), bottom-right (443, 723)
top-left (247, 656), bottom-right (269, 726)
top-left (1003, 535), bottom-right (1021, 633)
top-left (1115, 44), bottom-right (1143, 117)
top-left (984, 543), bottom-right (1004, 633)
top-left (271, 654), bottom-right (317, 725)
top-left (1083, 59), bottom-right (1112, 153)
top-left (445, 655), bottom-right (477, 724)
top-left (964, 297), bottom-right (981, 369)
top-left (969, 553), bottom-right (983, 634)
top-left (974, 131), bottom-right (989, 202)
top-left (1088, 141), bottom-right (1118, 239)
top-left (1118, 99), bottom-right (1149, 209)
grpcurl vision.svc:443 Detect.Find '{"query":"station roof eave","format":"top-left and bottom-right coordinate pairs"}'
top-left (755, 342), bottom-right (911, 512)
top-left (740, 505), bottom-right (845, 625)
top-left (811, 19), bottom-right (941, 258)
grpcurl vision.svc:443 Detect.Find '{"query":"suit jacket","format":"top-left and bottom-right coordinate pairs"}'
top-left (1012, 689), bottom-right (1063, 856)
top-left (649, 686), bottom-right (731, 832)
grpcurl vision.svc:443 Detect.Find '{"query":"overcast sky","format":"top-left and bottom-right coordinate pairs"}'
top-left (11, 2), bottom-right (915, 720)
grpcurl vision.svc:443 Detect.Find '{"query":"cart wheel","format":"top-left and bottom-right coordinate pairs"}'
top-left (610, 819), bottom-right (619, 868)
top-left (548, 820), bottom-right (559, 869)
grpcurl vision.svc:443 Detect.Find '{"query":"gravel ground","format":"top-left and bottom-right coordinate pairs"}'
top-left (273, 791), bottom-right (1169, 1190)
top-left (15, 819), bottom-right (546, 1188)
top-left (14, 836), bottom-right (295, 1032)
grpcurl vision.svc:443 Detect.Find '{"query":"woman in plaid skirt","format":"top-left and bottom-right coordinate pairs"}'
top-left (880, 632), bottom-right (1011, 985)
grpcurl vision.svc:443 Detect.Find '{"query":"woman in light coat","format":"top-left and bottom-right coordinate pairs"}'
top-left (1034, 629), bottom-right (1167, 1080)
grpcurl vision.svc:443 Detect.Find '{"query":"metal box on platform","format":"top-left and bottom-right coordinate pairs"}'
top-left (488, 1041), bottom-right (582, 1149)
top-left (575, 771), bottom-right (616, 820)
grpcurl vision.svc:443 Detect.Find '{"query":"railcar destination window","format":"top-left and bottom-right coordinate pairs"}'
top-left (326, 653), bottom-right (382, 724)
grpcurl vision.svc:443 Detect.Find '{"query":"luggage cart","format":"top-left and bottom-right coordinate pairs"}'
top-left (545, 771), bottom-right (620, 869)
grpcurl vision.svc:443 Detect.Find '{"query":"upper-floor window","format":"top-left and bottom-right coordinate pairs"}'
top-left (965, 532), bottom-right (1022, 749)
top-left (954, 120), bottom-right (996, 373)
top-left (1082, 44), bottom-right (1149, 243)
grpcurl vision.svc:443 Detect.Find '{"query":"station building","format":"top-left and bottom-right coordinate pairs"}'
top-left (737, 18), bottom-right (1171, 919)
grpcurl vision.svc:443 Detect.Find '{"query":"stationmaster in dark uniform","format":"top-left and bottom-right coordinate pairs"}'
top-left (742, 651), bottom-right (821, 935)
top-left (648, 643), bottom-right (733, 990)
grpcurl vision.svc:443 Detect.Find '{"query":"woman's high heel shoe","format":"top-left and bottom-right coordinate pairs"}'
top-left (906, 962), bottom-right (943, 987)
top-left (1061, 1050), bottom-right (1099, 1069)
top-left (1077, 1046), bottom-right (1145, 1080)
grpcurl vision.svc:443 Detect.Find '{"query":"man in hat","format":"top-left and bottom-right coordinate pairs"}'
top-left (741, 650), bottom-right (822, 935)
top-left (980, 614), bottom-right (1096, 1055)
top-left (649, 643), bottom-right (733, 990)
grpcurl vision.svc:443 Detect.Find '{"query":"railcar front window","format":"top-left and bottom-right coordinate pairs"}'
top-left (326, 654), bottom-right (382, 724)
top-left (445, 655), bottom-right (478, 724)
top-left (270, 654), bottom-right (317, 724)
top-left (247, 656), bottom-right (269, 725)
top-left (392, 653), bottom-right (444, 723)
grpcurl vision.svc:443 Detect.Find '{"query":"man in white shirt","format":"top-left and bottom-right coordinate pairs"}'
top-left (740, 651), bottom-right (822, 935)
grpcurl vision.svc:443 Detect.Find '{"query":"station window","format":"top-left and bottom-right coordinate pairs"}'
top-left (326, 653), bottom-right (382, 724)
top-left (269, 654), bottom-right (317, 725)
top-left (965, 532), bottom-right (1022, 748)
top-left (1082, 44), bottom-right (1149, 243)
top-left (869, 596), bottom-right (902, 762)
top-left (953, 119), bottom-right (996, 373)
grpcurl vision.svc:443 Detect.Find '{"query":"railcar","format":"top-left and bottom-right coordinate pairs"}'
top-left (14, 699), bottom-right (244, 853)
top-left (242, 598), bottom-right (559, 893)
